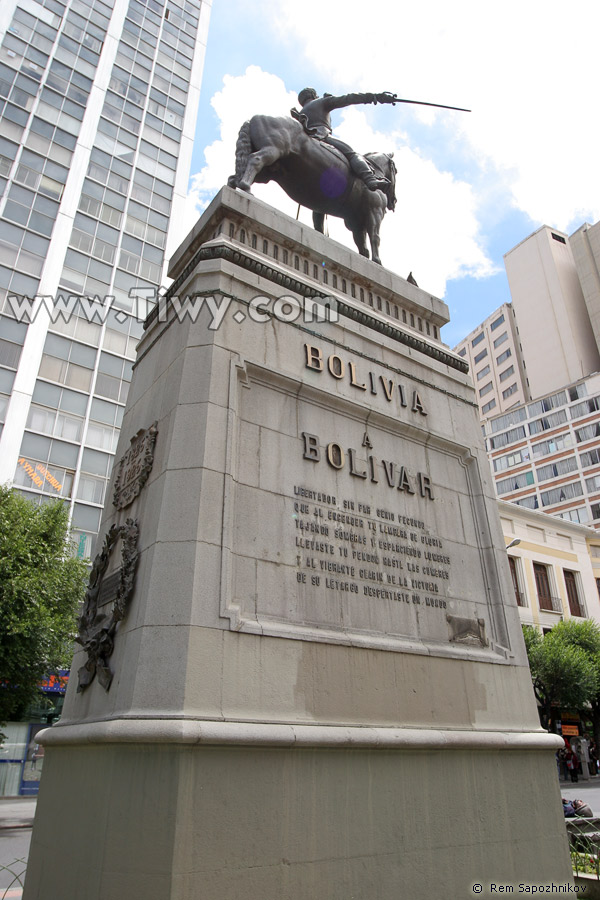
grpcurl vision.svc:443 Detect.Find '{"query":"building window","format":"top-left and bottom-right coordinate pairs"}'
top-left (540, 481), bottom-right (583, 507)
top-left (263, 239), bottom-right (268, 254)
top-left (273, 245), bottom-right (279, 261)
top-left (551, 232), bottom-right (566, 244)
top-left (282, 249), bottom-right (288, 265)
top-left (458, 347), bottom-right (467, 357)
top-left (570, 396), bottom-right (600, 420)
top-left (515, 495), bottom-right (539, 510)
top-left (508, 556), bottom-right (526, 606)
top-left (313, 264), bottom-right (318, 279)
top-left (494, 449), bottom-right (528, 472)
top-left (481, 399), bottom-right (497, 414)
top-left (472, 332), bottom-right (484, 347)
top-left (479, 382), bottom-right (493, 397)
top-left (533, 563), bottom-right (556, 612)
top-left (532, 433), bottom-right (573, 458)
top-left (581, 448), bottom-right (600, 468)
top-left (502, 383), bottom-right (518, 400)
top-left (499, 365), bottom-right (514, 382)
top-left (332, 274), bottom-right (337, 289)
top-left (529, 409), bottom-right (568, 435)
top-left (342, 279), bottom-right (346, 293)
top-left (537, 457), bottom-right (578, 481)
top-left (569, 383), bottom-right (587, 402)
top-left (496, 470), bottom-right (534, 495)
top-left (564, 570), bottom-right (584, 617)
top-left (239, 229), bottom-right (245, 244)
top-left (476, 365), bottom-right (490, 381)
top-left (576, 423), bottom-right (600, 443)
top-left (294, 255), bottom-right (299, 270)
top-left (528, 391), bottom-right (567, 417)
top-left (474, 348), bottom-right (488, 364)
top-left (496, 348), bottom-right (511, 365)
top-left (490, 313), bottom-right (505, 331)
top-left (493, 332), bottom-right (508, 349)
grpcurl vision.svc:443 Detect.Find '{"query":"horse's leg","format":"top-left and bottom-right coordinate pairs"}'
top-left (238, 146), bottom-right (282, 192)
top-left (313, 211), bottom-right (325, 234)
top-left (352, 228), bottom-right (369, 259)
top-left (367, 203), bottom-right (386, 265)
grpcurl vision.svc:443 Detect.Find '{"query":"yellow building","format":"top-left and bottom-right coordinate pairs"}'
top-left (498, 499), bottom-right (600, 631)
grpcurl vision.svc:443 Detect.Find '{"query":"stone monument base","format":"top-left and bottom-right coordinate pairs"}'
top-left (28, 725), bottom-right (568, 899)
top-left (23, 188), bottom-right (571, 897)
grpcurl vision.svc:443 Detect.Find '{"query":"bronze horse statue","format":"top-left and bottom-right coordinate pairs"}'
top-left (228, 115), bottom-right (396, 265)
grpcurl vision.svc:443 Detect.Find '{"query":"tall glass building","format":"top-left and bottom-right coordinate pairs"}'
top-left (0, 0), bottom-right (211, 558)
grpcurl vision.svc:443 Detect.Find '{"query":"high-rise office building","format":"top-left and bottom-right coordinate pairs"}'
top-left (482, 371), bottom-right (600, 529)
top-left (453, 220), bottom-right (600, 531)
top-left (0, 0), bottom-right (210, 557)
top-left (570, 220), bottom-right (600, 355)
top-left (453, 302), bottom-right (529, 420)
top-left (503, 225), bottom-right (600, 399)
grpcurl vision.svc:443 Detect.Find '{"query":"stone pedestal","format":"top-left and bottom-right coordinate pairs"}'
top-left (24, 187), bottom-right (571, 899)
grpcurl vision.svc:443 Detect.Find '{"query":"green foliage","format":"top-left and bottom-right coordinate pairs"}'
top-left (522, 623), bottom-right (600, 729)
top-left (0, 485), bottom-right (88, 725)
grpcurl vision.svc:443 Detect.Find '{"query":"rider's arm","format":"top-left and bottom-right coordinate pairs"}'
top-left (322, 92), bottom-right (376, 112)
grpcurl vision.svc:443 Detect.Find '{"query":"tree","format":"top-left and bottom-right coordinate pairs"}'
top-left (543, 619), bottom-right (600, 749)
top-left (0, 485), bottom-right (88, 726)
top-left (522, 624), bottom-right (599, 732)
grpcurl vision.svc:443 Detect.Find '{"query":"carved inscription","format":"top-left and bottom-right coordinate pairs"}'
top-left (293, 485), bottom-right (450, 611)
top-left (304, 344), bottom-right (427, 417)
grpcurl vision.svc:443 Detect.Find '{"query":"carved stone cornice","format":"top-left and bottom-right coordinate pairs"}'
top-left (144, 243), bottom-right (468, 374)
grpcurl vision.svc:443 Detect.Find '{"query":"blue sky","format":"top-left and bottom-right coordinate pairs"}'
top-left (179, 0), bottom-right (600, 348)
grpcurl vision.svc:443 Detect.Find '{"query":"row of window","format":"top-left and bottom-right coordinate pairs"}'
top-left (509, 556), bottom-right (585, 618)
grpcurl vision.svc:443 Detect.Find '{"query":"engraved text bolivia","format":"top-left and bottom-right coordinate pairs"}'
top-left (301, 343), bottom-right (433, 501)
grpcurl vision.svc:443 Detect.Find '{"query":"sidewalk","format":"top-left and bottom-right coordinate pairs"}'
top-left (0, 798), bottom-right (37, 830)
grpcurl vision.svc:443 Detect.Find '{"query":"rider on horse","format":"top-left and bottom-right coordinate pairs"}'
top-left (291, 88), bottom-right (396, 192)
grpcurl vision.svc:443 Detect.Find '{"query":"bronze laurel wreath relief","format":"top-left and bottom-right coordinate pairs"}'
top-left (75, 518), bottom-right (139, 692)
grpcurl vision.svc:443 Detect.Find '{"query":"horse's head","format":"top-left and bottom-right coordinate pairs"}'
top-left (365, 152), bottom-right (397, 212)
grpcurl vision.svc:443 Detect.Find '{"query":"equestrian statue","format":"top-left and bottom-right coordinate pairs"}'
top-left (228, 88), bottom-right (399, 265)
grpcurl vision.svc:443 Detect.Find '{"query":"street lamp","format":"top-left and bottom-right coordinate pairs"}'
top-left (505, 538), bottom-right (521, 550)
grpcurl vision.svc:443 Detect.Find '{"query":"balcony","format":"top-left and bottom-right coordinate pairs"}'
top-left (515, 590), bottom-right (527, 607)
top-left (538, 594), bottom-right (563, 614)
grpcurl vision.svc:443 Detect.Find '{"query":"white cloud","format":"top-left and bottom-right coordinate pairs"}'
top-left (263, 0), bottom-right (600, 232)
top-left (183, 66), bottom-right (494, 297)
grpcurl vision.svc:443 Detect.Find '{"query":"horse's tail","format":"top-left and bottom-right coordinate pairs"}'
top-left (227, 120), bottom-right (253, 188)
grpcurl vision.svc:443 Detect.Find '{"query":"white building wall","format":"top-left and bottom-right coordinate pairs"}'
top-left (570, 220), bottom-right (600, 358)
top-left (504, 226), bottom-right (600, 399)
top-left (498, 499), bottom-right (600, 631)
top-left (453, 302), bottom-right (529, 420)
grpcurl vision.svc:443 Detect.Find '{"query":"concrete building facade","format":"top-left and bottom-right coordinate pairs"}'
top-left (453, 302), bottom-right (529, 420)
top-left (503, 225), bottom-right (600, 399)
top-left (0, 0), bottom-right (210, 557)
top-left (570, 219), bottom-right (600, 355)
top-left (483, 371), bottom-right (600, 529)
